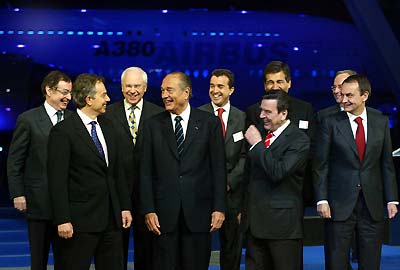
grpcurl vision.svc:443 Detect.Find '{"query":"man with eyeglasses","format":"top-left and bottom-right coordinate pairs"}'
top-left (7, 70), bottom-right (72, 270)
top-left (103, 67), bottom-right (163, 270)
top-left (316, 70), bottom-right (357, 124)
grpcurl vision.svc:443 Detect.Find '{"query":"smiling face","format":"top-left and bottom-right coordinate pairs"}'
top-left (161, 74), bottom-right (189, 115)
top-left (341, 81), bottom-right (368, 115)
top-left (121, 69), bottom-right (147, 106)
top-left (264, 71), bottom-right (291, 93)
top-left (209, 75), bottom-right (234, 107)
top-left (45, 80), bottom-right (72, 110)
top-left (87, 81), bottom-right (110, 117)
top-left (259, 98), bottom-right (287, 132)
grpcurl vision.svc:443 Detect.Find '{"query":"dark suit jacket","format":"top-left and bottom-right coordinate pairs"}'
top-left (139, 107), bottom-right (227, 233)
top-left (103, 99), bottom-right (164, 214)
top-left (242, 123), bottom-right (310, 239)
top-left (198, 103), bottom-right (246, 210)
top-left (313, 107), bottom-right (398, 221)
top-left (47, 112), bottom-right (130, 232)
top-left (7, 105), bottom-right (71, 219)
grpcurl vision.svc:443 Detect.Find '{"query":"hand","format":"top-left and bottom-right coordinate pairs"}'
top-left (387, 203), bottom-right (398, 219)
top-left (13, 196), bottom-right (27, 212)
top-left (145, 213), bottom-right (161, 235)
top-left (210, 211), bottom-right (225, 232)
top-left (121, 210), bottom-right (132, 228)
top-left (237, 212), bottom-right (241, 225)
top-left (317, 203), bottom-right (331, 219)
top-left (245, 125), bottom-right (262, 146)
top-left (227, 184), bottom-right (231, 192)
top-left (58, 222), bottom-right (73, 239)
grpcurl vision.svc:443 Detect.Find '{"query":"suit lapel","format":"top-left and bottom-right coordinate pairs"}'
top-left (182, 109), bottom-right (201, 156)
top-left (114, 101), bottom-right (132, 139)
top-left (72, 113), bottom-right (107, 163)
top-left (364, 109), bottom-right (376, 161)
top-left (160, 112), bottom-right (179, 159)
top-left (226, 107), bottom-right (240, 143)
top-left (336, 112), bottom-right (359, 158)
top-left (36, 105), bottom-right (53, 136)
top-left (99, 117), bottom-right (114, 165)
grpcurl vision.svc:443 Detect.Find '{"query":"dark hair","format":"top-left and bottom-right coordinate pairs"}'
top-left (72, 73), bottom-right (105, 109)
top-left (262, 89), bottom-right (291, 117)
top-left (263, 61), bottom-right (291, 83)
top-left (41, 70), bottom-right (71, 97)
top-left (211, 69), bottom-right (234, 88)
top-left (168, 71), bottom-right (192, 98)
top-left (342, 74), bottom-right (371, 97)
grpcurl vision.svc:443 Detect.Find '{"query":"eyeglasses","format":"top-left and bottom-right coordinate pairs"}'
top-left (331, 84), bottom-right (342, 91)
top-left (53, 88), bottom-right (72, 96)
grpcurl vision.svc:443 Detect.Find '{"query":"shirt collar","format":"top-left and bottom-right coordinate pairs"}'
top-left (77, 108), bottom-right (97, 125)
top-left (170, 104), bottom-right (191, 123)
top-left (44, 101), bottom-right (59, 117)
top-left (210, 101), bottom-right (230, 115)
top-left (270, 119), bottom-right (291, 138)
top-left (346, 107), bottom-right (367, 122)
top-left (124, 98), bottom-right (143, 112)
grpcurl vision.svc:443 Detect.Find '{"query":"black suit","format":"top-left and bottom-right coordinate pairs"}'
top-left (7, 105), bottom-right (71, 270)
top-left (199, 103), bottom-right (246, 270)
top-left (103, 99), bottom-right (163, 270)
top-left (242, 122), bottom-right (310, 270)
top-left (139, 107), bottom-right (226, 270)
top-left (313, 108), bottom-right (398, 270)
top-left (47, 112), bottom-right (131, 270)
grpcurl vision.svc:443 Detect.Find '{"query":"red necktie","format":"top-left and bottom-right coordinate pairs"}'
top-left (217, 108), bottom-right (226, 138)
top-left (355, 117), bottom-right (365, 162)
top-left (264, 132), bottom-right (273, 148)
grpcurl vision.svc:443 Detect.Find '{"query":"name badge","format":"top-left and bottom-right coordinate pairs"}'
top-left (233, 131), bottom-right (244, 142)
top-left (299, 120), bottom-right (309, 129)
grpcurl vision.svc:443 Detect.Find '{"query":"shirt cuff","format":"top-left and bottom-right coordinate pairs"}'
top-left (388, 201), bottom-right (399, 205)
top-left (317, 200), bottom-right (328, 206)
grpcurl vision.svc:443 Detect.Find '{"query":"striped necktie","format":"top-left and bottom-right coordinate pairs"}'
top-left (175, 116), bottom-right (184, 156)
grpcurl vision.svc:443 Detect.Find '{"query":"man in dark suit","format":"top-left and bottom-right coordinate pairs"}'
top-left (313, 74), bottom-right (398, 270)
top-left (47, 73), bottom-right (132, 270)
top-left (316, 69), bottom-right (358, 269)
top-left (199, 69), bottom-right (246, 270)
top-left (139, 71), bottom-right (226, 270)
top-left (243, 90), bottom-right (310, 270)
top-left (104, 67), bottom-right (163, 270)
top-left (245, 61), bottom-right (315, 207)
top-left (7, 70), bottom-right (72, 270)
top-left (316, 70), bottom-right (357, 124)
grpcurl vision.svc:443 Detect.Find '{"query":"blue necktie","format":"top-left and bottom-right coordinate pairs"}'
top-left (90, 121), bottom-right (105, 160)
top-left (174, 116), bottom-right (184, 156)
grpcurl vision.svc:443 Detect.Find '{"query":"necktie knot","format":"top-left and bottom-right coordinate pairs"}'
top-left (216, 108), bottom-right (226, 138)
top-left (175, 115), bottom-right (183, 123)
top-left (56, 110), bottom-right (63, 123)
top-left (355, 117), bottom-right (363, 125)
top-left (217, 108), bottom-right (224, 117)
top-left (264, 132), bottom-right (273, 148)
